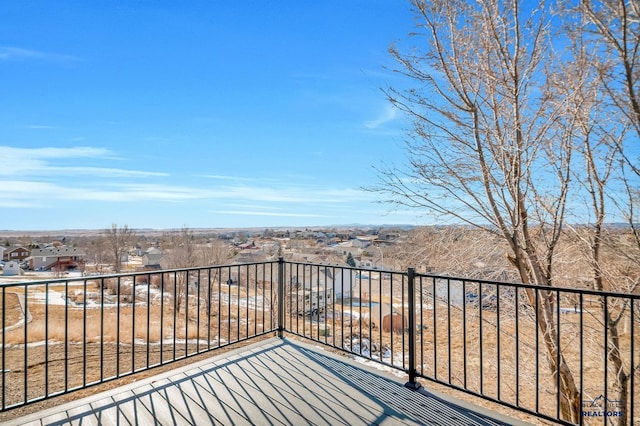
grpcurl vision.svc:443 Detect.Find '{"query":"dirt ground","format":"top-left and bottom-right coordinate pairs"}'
top-left (0, 292), bottom-right (23, 329)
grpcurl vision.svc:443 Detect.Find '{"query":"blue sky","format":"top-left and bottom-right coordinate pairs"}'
top-left (0, 1), bottom-right (424, 231)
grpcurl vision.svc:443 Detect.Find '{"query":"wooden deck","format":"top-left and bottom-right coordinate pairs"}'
top-left (4, 338), bottom-right (529, 425)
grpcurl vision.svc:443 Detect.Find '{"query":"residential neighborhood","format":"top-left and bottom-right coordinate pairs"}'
top-left (0, 226), bottom-right (406, 279)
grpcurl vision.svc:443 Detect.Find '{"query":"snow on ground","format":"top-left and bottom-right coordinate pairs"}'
top-left (305, 339), bottom-right (406, 379)
top-left (6, 337), bottom-right (228, 349)
top-left (338, 310), bottom-right (361, 320)
top-left (353, 353), bottom-right (407, 379)
top-left (346, 337), bottom-right (407, 378)
top-left (29, 290), bottom-right (68, 306)
top-left (133, 338), bottom-right (227, 346)
top-left (213, 292), bottom-right (270, 311)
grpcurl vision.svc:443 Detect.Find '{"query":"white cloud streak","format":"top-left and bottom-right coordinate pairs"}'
top-left (364, 105), bottom-right (397, 129)
top-left (212, 211), bottom-right (331, 218)
top-left (0, 146), bottom-right (376, 222)
top-left (0, 46), bottom-right (81, 62)
top-left (0, 179), bottom-right (373, 207)
top-left (0, 146), bottom-right (163, 177)
top-left (21, 124), bottom-right (58, 129)
top-left (46, 167), bottom-right (168, 178)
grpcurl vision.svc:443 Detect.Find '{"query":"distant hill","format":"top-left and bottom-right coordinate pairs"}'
top-left (0, 224), bottom-right (417, 238)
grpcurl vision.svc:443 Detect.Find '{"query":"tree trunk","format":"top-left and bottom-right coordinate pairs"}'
top-left (605, 308), bottom-right (630, 426)
top-left (526, 287), bottom-right (581, 423)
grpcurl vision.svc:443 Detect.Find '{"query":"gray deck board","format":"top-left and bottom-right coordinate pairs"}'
top-left (221, 359), bottom-right (360, 425)
top-left (3, 338), bottom-right (529, 426)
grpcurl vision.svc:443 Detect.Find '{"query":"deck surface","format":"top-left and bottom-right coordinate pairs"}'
top-left (4, 338), bottom-right (528, 425)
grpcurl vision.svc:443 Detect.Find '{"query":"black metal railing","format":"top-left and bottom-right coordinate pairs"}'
top-left (279, 261), bottom-right (639, 426)
top-left (0, 262), bottom-right (278, 411)
top-left (1, 259), bottom-right (638, 425)
top-left (408, 273), bottom-right (639, 426)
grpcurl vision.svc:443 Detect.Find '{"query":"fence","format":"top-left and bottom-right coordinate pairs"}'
top-left (0, 262), bottom-right (278, 411)
top-left (280, 261), bottom-right (639, 426)
top-left (1, 259), bottom-right (638, 425)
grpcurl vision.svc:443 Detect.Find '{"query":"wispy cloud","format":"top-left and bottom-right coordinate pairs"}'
top-left (0, 46), bottom-right (81, 62)
top-left (212, 210), bottom-right (331, 218)
top-left (47, 167), bottom-right (167, 178)
top-left (0, 146), bottom-right (161, 177)
top-left (0, 146), bottom-right (111, 160)
top-left (364, 105), bottom-right (397, 129)
top-left (200, 174), bottom-right (293, 185)
top-left (0, 180), bottom-right (62, 208)
top-left (0, 180), bottom-right (204, 204)
top-left (201, 174), bottom-right (261, 182)
top-left (21, 124), bottom-right (58, 129)
top-left (223, 203), bottom-right (285, 211)
top-left (99, 184), bottom-right (210, 201)
top-left (0, 177), bottom-right (373, 208)
top-left (0, 145), bottom-right (376, 223)
top-left (212, 185), bottom-right (370, 204)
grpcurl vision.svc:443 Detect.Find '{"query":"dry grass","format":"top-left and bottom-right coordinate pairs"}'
top-left (0, 292), bottom-right (23, 329)
top-left (0, 282), bottom-right (276, 414)
top-left (2, 299), bottom-right (271, 346)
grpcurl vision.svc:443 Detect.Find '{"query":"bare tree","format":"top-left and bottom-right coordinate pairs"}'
top-left (85, 236), bottom-right (110, 274)
top-left (163, 227), bottom-right (199, 314)
top-left (573, 0), bottom-right (640, 142)
top-left (262, 242), bottom-right (281, 260)
top-left (162, 229), bottom-right (236, 315)
top-left (391, 227), bottom-right (517, 280)
top-left (557, 3), bottom-right (640, 423)
top-left (105, 224), bottom-right (135, 273)
top-left (199, 238), bottom-right (235, 316)
top-left (199, 238), bottom-right (234, 266)
top-left (377, 0), bottom-right (582, 420)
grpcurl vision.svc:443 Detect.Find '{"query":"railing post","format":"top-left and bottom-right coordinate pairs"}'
top-left (277, 257), bottom-right (285, 338)
top-left (405, 267), bottom-right (422, 390)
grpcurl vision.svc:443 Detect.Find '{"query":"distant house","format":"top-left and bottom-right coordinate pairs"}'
top-left (342, 269), bottom-right (360, 296)
top-left (2, 260), bottom-right (21, 276)
top-left (30, 246), bottom-right (85, 271)
top-left (234, 249), bottom-right (263, 264)
top-left (298, 268), bottom-right (357, 297)
top-left (273, 230), bottom-right (290, 239)
top-left (352, 237), bottom-right (375, 249)
top-left (360, 259), bottom-right (375, 268)
top-left (3, 246), bottom-right (30, 262)
top-left (378, 232), bottom-right (400, 242)
top-left (129, 247), bottom-right (144, 257)
top-left (0, 247), bottom-right (5, 263)
top-left (142, 247), bottom-right (163, 268)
